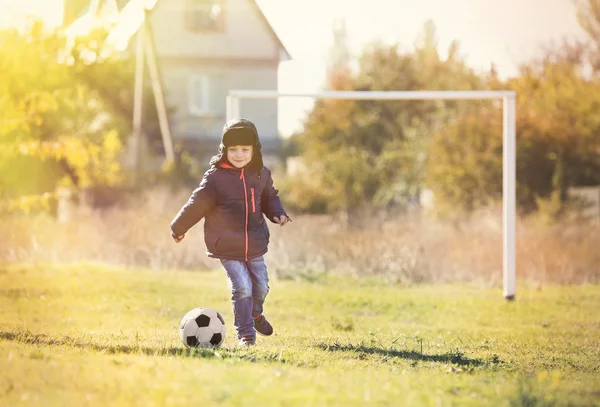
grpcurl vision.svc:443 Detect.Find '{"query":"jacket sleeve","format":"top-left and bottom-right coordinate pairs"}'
top-left (261, 169), bottom-right (288, 223)
top-left (170, 170), bottom-right (217, 237)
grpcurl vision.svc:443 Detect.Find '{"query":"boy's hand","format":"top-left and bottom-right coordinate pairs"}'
top-left (172, 233), bottom-right (185, 243)
top-left (273, 215), bottom-right (291, 227)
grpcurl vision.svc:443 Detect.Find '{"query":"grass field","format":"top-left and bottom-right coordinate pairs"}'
top-left (1, 263), bottom-right (599, 406)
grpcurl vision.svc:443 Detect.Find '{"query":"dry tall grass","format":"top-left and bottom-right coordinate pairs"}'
top-left (1, 187), bottom-right (598, 285)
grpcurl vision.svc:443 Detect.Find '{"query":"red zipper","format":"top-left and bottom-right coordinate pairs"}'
top-left (251, 188), bottom-right (256, 212)
top-left (240, 169), bottom-right (249, 261)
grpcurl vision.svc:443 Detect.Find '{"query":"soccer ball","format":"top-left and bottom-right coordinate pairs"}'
top-left (179, 307), bottom-right (226, 348)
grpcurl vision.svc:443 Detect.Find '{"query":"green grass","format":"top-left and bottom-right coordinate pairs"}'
top-left (0, 263), bottom-right (599, 406)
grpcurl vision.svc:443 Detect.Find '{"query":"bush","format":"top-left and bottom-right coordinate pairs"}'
top-left (1, 189), bottom-right (597, 285)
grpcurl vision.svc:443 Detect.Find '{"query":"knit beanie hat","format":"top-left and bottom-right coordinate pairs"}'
top-left (210, 118), bottom-right (264, 174)
top-left (222, 118), bottom-right (260, 147)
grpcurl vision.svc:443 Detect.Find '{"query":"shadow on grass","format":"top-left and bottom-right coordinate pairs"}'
top-left (316, 341), bottom-right (487, 367)
top-left (0, 330), bottom-right (224, 359)
top-left (1, 330), bottom-right (495, 368)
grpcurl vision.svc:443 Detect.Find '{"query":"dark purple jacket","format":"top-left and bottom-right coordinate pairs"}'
top-left (170, 161), bottom-right (288, 261)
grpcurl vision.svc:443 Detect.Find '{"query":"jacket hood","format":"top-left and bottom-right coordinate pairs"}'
top-left (209, 118), bottom-right (264, 174)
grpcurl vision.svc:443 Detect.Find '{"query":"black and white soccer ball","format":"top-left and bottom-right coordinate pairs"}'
top-left (179, 307), bottom-right (226, 348)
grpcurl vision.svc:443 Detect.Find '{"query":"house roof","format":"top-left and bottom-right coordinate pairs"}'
top-left (249, 0), bottom-right (291, 60)
top-left (71, 0), bottom-right (292, 60)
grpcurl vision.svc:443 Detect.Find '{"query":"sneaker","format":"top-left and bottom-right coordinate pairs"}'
top-left (238, 336), bottom-right (255, 346)
top-left (253, 314), bottom-right (273, 336)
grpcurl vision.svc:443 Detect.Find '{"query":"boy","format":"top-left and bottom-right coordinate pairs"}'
top-left (170, 118), bottom-right (291, 346)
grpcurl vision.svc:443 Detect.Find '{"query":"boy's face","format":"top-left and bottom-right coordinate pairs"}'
top-left (227, 145), bottom-right (253, 168)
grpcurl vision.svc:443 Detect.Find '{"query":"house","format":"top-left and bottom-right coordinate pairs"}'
top-left (64, 0), bottom-right (290, 166)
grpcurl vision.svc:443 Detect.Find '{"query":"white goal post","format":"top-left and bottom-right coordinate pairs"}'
top-left (227, 90), bottom-right (517, 300)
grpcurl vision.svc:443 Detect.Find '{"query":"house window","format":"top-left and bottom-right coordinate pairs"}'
top-left (186, 0), bottom-right (225, 32)
top-left (189, 75), bottom-right (212, 116)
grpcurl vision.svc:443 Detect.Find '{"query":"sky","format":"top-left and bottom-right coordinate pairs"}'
top-left (0, 0), bottom-right (63, 29)
top-left (263, 0), bottom-right (587, 134)
top-left (0, 0), bottom-right (588, 134)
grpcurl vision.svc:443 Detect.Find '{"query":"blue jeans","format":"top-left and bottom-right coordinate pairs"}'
top-left (220, 256), bottom-right (270, 339)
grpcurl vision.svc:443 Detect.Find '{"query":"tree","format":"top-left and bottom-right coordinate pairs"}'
top-left (0, 21), bottom-right (138, 209)
top-left (426, 39), bottom-right (600, 217)
top-left (289, 18), bottom-right (600, 220)
top-left (326, 17), bottom-right (351, 81)
top-left (510, 40), bottom-right (600, 213)
top-left (425, 102), bottom-right (503, 217)
top-left (574, 0), bottom-right (600, 71)
top-left (289, 22), bottom-right (482, 222)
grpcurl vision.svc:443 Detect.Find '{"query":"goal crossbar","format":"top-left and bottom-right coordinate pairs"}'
top-left (227, 90), bottom-right (517, 300)
top-left (228, 89), bottom-right (515, 101)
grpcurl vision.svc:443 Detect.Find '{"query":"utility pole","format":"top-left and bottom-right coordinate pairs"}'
top-left (143, 18), bottom-right (174, 163)
top-left (132, 15), bottom-right (146, 183)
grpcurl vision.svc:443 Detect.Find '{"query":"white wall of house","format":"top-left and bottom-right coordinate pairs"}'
top-left (160, 61), bottom-right (278, 141)
top-left (145, 0), bottom-right (284, 148)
